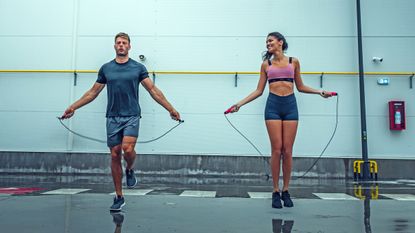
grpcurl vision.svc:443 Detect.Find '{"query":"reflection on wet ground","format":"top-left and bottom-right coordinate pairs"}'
top-left (272, 218), bottom-right (294, 233)
top-left (110, 211), bottom-right (124, 233)
top-left (0, 174), bottom-right (414, 233)
top-left (1, 174), bottom-right (414, 199)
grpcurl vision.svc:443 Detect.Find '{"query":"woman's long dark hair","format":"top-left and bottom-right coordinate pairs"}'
top-left (262, 32), bottom-right (288, 61)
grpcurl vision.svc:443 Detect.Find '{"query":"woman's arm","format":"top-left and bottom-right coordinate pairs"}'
top-left (293, 58), bottom-right (331, 98)
top-left (232, 62), bottom-right (268, 112)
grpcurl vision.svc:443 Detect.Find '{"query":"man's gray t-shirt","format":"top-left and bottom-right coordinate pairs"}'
top-left (96, 58), bottom-right (148, 117)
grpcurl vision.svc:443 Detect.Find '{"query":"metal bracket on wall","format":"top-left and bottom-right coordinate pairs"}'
top-left (152, 72), bottom-right (156, 84)
top-left (320, 72), bottom-right (324, 88)
top-left (234, 72), bottom-right (238, 87)
top-left (410, 73), bottom-right (414, 89)
top-left (73, 71), bottom-right (78, 86)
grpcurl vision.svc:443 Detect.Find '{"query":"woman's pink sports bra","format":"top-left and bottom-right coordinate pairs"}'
top-left (266, 57), bottom-right (294, 84)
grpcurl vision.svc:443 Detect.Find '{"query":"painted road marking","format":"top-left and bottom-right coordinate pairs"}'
top-left (248, 192), bottom-right (271, 199)
top-left (179, 190), bottom-right (216, 198)
top-left (313, 193), bottom-right (359, 200)
top-left (0, 187), bottom-right (44, 195)
top-left (380, 194), bottom-right (415, 201)
top-left (109, 189), bottom-right (153, 196)
top-left (42, 188), bottom-right (90, 195)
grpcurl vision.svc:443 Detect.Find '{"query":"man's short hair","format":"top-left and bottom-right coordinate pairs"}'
top-left (115, 32), bottom-right (130, 43)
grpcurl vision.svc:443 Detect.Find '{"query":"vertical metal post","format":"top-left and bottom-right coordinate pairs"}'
top-left (73, 72), bottom-right (78, 86)
top-left (356, 0), bottom-right (370, 180)
top-left (67, 0), bottom-right (80, 151)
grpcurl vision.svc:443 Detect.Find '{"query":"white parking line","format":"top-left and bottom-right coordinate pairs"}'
top-left (247, 192), bottom-right (271, 199)
top-left (380, 194), bottom-right (415, 201)
top-left (179, 190), bottom-right (216, 198)
top-left (109, 189), bottom-right (153, 196)
top-left (42, 188), bottom-right (90, 195)
top-left (313, 193), bottom-right (358, 200)
top-left (396, 179), bottom-right (415, 184)
top-left (373, 181), bottom-right (399, 184)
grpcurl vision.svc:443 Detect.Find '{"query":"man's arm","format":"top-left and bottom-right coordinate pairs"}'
top-left (141, 78), bottom-right (181, 121)
top-left (61, 82), bottom-right (105, 119)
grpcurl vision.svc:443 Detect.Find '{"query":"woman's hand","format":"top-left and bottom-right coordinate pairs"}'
top-left (224, 104), bottom-right (240, 114)
top-left (319, 91), bottom-right (333, 98)
top-left (230, 104), bottom-right (240, 113)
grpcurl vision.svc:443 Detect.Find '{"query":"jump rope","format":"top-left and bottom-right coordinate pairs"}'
top-left (224, 92), bottom-right (339, 180)
top-left (58, 92), bottom-right (337, 179)
top-left (57, 117), bottom-right (184, 144)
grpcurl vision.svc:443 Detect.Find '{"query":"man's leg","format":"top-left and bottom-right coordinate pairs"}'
top-left (107, 116), bottom-right (127, 211)
top-left (122, 116), bottom-right (140, 188)
top-left (122, 136), bottom-right (137, 170)
top-left (110, 145), bottom-right (123, 196)
top-left (122, 136), bottom-right (138, 188)
top-left (110, 144), bottom-right (125, 211)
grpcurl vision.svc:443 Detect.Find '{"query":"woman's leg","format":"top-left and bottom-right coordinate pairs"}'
top-left (281, 120), bottom-right (298, 191)
top-left (266, 120), bottom-right (283, 192)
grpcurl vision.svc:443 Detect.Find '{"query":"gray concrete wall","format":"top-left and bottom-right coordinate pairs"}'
top-left (0, 152), bottom-right (413, 179)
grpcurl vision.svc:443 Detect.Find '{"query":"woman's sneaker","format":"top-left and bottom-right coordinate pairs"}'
top-left (110, 196), bottom-right (125, 211)
top-left (272, 191), bottom-right (282, 209)
top-left (281, 190), bottom-right (294, 207)
top-left (125, 169), bottom-right (137, 188)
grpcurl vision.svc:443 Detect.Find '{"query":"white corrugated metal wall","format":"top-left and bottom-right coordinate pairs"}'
top-left (0, 0), bottom-right (414, 158)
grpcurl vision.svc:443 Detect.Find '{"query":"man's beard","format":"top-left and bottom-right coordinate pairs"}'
top-left (117, 52), bottom-right (127, 57)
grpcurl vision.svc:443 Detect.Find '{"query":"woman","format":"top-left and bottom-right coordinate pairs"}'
top-left (229, 32), bottom-right (333, 208)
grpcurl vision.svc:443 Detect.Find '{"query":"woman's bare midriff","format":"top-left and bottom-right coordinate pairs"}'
top-left (269, 81), bottom-right (294, 96)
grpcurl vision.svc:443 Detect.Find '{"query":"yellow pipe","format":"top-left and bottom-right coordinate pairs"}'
top-left (0, 70), bottom-right (414, 75)
top-left (372, 185), bottom-right (379, 200)
top-left (152, 71), bottom-right (258, 75)
top-left (369, 160), bottom-right (378, 173)
top-left (0, 70), bottom-right (97, 73)
top-left (354, 160), bottom-right (363, 174)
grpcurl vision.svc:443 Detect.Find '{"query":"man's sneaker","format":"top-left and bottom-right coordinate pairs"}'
top-left (272, 191), bottom-right (282, 209)
top-left (125, 169), bottom-right (137, 188)
top-left (281, 190), bottom-right (294, 207)
top-left (110, 196), bottom-right (125, 211)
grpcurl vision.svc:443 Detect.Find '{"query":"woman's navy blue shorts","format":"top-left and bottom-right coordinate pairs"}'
top-left (264, 93), bottom-right (299, 121)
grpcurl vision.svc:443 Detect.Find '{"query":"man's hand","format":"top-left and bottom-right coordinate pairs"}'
top-left (61, 107), bottom-right (75, 119)
top-left (169, 109), bottom-right (181, 121)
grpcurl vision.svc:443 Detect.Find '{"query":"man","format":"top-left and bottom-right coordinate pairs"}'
top-left (61, 32), bottom-right (181, 211)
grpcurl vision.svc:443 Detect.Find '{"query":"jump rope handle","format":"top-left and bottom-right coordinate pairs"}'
top-left (323, 91), bottom-right (338, 97)
top-left (224, 105), bottom-right (236, 114)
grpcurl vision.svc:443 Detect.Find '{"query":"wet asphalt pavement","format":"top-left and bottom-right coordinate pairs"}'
top-left (0, 174), bottom-right (414, 233)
